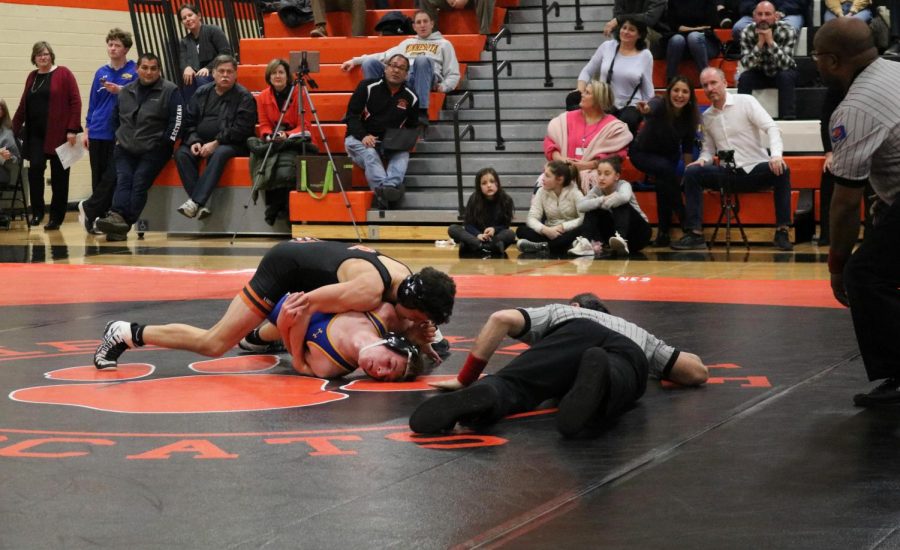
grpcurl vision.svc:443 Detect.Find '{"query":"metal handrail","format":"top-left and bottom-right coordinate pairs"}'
top-left (541, 0), bottom-right (561, 87)
top-left (487, 26), bottom-right (512, 151)
top-left (452, 91), bottom-right (476, 217)
top-left (573, 0), bottom-right (584, 30)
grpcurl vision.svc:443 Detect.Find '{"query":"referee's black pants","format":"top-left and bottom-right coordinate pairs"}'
top-left (474, 318), bottom-right (649, 423)
top-left (844, 198), bottom-right (900, 381)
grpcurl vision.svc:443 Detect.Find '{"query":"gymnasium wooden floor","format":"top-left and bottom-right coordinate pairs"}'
top-left (3, 217), bottom-right (896, 549)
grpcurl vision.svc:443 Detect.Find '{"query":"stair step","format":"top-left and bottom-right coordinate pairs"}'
top-left (416, 140), bottom-right (543, 154)
top-left (506, 5), bottom-right (612, 24)
top-left (480, 48), bottom-right (599, 61)
top-left (437, 108), bottom-right (562, 121)
top-left (466, 60), bottom-right (584, 79)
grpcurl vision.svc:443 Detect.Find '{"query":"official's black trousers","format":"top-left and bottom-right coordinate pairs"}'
top-left (473, 318), bottom-right (649, 423)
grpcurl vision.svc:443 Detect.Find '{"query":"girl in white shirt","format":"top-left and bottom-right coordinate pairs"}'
top-left (516, 161), bottom-right (585, 255)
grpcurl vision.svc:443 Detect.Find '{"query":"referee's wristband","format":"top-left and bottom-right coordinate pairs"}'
top-left (457, 354), bottom-right (487, 386)
top-left (827, 251), bottom-right (848, 275)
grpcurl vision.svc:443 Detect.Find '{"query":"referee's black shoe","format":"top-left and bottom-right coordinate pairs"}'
top-left (409, 383), bottom-right (498, 433)
top-left (853, 378), bottom-right (900, 407)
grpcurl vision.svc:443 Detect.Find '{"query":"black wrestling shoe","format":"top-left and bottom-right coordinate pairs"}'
top-left (557, 348), bottom-right (611, 438)
top-left (409, 383), bottom-right (498, 433)
top-left (853, 378), bottom-right (900, 407)
top-left (238, 328), bottom-right (284, 353)
top-left (94, 321), bottom-right (133, 369)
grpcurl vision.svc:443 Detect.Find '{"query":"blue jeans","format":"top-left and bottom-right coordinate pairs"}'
top-left (665, 32), bottom-right (719, 82)
top-left (737, 68), bottom-right (798, 118)
top-left (362, 57), bottom-right (435, 108)
top-left (682, 161), bottom-right (792, 231)
top-left (344, 135), bottom-right (409, 190)
top-left (112, 144), bottom-right (172, 225)
top-left (174, 142), bottom-right (242, 207)
top-left (823, 3), bottom-right (872, 22)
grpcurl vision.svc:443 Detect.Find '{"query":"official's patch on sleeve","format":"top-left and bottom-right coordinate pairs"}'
top-left (831, 124), bottom-right (847, 144)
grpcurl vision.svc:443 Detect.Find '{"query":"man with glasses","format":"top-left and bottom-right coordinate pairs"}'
top-left (813, 18), bottom-right (900, 406)
top-left (342, 53), bottom-right (422, 207)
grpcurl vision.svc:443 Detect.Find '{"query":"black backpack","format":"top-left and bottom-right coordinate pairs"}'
top-left (374, 11), bottom-right (414, 35)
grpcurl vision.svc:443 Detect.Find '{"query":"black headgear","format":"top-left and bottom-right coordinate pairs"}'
top-left (359, 332), bottom-right (419, 380)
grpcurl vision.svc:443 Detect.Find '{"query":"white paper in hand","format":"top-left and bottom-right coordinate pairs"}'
top-left (55, 138), bottom-right (86, 170)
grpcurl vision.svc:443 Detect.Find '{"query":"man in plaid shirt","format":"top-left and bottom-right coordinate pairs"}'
top-left (737, 1), bottom-right (798, 119)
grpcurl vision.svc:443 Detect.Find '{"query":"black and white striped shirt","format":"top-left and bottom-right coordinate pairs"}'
top-left (515, 304), bottom-right (678, 379)
top-left (830, 58), bottom-right (900, 205)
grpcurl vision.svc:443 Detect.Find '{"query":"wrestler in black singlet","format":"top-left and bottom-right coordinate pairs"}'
top-left (241, 239), bottom-right (409, 317)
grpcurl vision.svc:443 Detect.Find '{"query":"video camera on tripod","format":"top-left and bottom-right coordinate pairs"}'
top-left (717, 149), bottom-right (737, 172)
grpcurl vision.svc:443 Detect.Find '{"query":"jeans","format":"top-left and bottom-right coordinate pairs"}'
top-left (362, 57), bottom-right (435, 109)
top-left (682, 161), bottom-right (792, 231)
top-left (844, 199), bottom-right (900, 381)
top-left (344, 135), bottom-right (409, 190)
top-left (180, 74), bottom-right (213, 104)
top-left (665, 32), bottom-right (719, 82)
top-left (737, 68), bottom-right (798, 118)
top-left (628, 148), bottom-right (685, 234)
top-left (82, 139), bottom-right (118, 222)
top-left (823, 3), bottom-right (872, 23)
top-left (174, 142), bottom-right (243, 206)
top-left (112, 144), bottom-right (172, 225)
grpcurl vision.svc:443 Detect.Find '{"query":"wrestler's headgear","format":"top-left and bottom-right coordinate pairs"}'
top-left (397, 272), bottom-right (453, 325)
top-left (358, 332), bottom-right (420, 381)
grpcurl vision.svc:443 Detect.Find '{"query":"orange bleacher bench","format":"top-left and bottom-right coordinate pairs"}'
top-left (238, 63), bottom-right (466, 94)
top-left (262, 8), bottom-right (506, 38)
top-left (240, 35), bottom-right (487, 65)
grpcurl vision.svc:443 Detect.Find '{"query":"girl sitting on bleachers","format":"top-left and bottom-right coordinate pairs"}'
top-left (516, 161), bottom-right (585, 256)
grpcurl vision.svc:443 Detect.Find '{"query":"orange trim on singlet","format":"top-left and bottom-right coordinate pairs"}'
top-left (240, 285), bottom-right (272, 317)
top-left (3, 0), bottom-right (128, 10)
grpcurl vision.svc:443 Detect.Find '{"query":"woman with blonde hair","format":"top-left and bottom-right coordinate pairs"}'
top-left (544, 80), bottom-right (632, 177)
top-left (12, 41), bottom-right (82, 230)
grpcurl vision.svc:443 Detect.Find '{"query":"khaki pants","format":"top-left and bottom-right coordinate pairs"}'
top-left (420, 0), bottom-right (495, 35)
top-left (311, 0), bottom-right (366, 36)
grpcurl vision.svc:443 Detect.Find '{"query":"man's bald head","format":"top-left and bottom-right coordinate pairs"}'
top-left (815, 17), bottom-right (876, 60)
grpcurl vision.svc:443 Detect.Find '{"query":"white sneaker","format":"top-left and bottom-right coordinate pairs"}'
top-left (609, 232), bottom-right (629, 255)
top-left (177, 199), bottom-right (199, 218)
top-left (197, 206), bottom-right (212, 220)
top-left (568, 236), bottom-right (595, 256)
top-left (93, 321), bottom-right (133, 369)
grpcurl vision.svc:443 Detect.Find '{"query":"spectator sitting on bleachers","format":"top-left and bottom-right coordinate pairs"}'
top-left (341, 11), bottom-right (460, 126)
top-left (0, 99), bottom-right (21, 229)
top-left (78, 28), bottom-right (136, 237)
top-left (631, 75), bottom-right (701, 247)
top-left (249, 58), bottom-right (314, 225)
top-left (823, 0), bottom-right (872, 22)
top-left (177, 4), bottom-right (233, 103)
top-left (174, 54), bottom-right (256, 221)
top-left (575, 156), bottom-right (652, 257)
top-left (579, 16), bottom-right (655, 135)
top-left (732, 0), bottom-right (808, 39)
top-left (671, 66), bottom-right (794, 251)
top-left (448, 167), bottom-right (516, 256)
top-left (343, 53), bottom-right (419, 206)
top-left (94, 53), bottom-right (183, 242)
top-left (546, 81), bottom-right (633, 176)
top-left (717, 0), bottom-right (739, 27)
top-left (737, 0), bottom-right (798, 119)
top-left (886, 0), bottom-right (900, 56)
top-left (309, 0), bottom-right (366, 37)
top-left (419, 0), bottom-right (494, 35)
top-left (662, 0), bottom-right (721, 85)
top-left (516, 161), bottom-right (586, 255)
top-left (604, 0), bottom-right (669, 46)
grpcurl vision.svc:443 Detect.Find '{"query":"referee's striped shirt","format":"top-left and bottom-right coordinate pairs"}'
top-left (830, 58), bottom-right (900, 205)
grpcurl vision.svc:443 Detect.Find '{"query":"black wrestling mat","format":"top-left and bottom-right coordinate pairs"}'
top-left (1, 298), bottom-right (885, 548)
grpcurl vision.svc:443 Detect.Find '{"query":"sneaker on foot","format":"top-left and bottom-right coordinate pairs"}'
top-left (671, 232), bottom-right (707, 250)
top-left (517, 239), bottom-right (549, 253)
top-left (652, 232), bottom-right (670, 247)
top-left (568, 236), bottom-right (595, 256)
top-left (94, 321), bottom-right (133, 369)
top-left (197, 206), bottom-right (212, 220)
top-left (96, 211), bottom-right (129, 235)
top-left (106, 232), bottom-right (127, 242)
top-left (77, 200), bottom-right (102, 235)
top-left (773, 228), bottom-right (793, 251)
top-left (854, 378), bottom-right (900, 407)
top-left (177, 199), bottom-right (199, 218)
top-left (609, 232), bottom-right (630, 255)
top-left (310, 24), bottom-right (327, 37)
top-left (409, 383), bottom-right (498, 433)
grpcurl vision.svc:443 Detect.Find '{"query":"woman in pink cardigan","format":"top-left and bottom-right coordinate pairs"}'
top-left (543, 80), bottom-right (633, 183)
top-left (12, 41), bottom-right (82, 230)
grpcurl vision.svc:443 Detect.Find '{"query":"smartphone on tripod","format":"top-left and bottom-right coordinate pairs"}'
top-left (289, 51), bottom-right (320, 76)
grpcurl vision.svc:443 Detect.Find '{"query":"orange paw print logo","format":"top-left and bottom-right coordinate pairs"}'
top-left (9, 355), bottom-right (459, 414)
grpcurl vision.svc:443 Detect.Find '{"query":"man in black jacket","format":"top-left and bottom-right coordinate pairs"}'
top-left (174, 54), bottom-right (256, 220)
top-left (343, 53), bottom-right (419, 206)
top-left (95, 53), bottom-right (183, 241)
